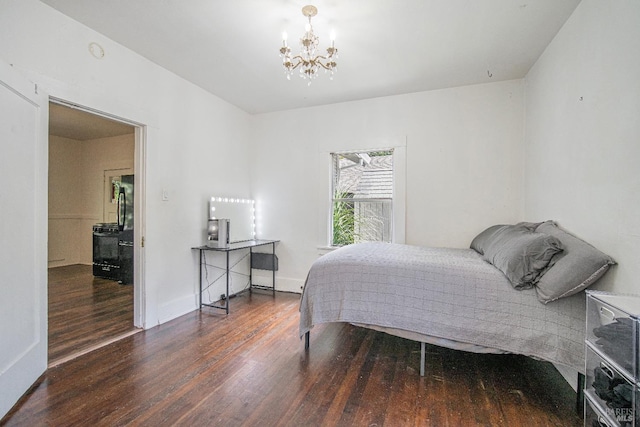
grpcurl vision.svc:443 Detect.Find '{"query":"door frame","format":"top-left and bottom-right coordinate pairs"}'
top-left (50, 97), bottom-right (147, 329)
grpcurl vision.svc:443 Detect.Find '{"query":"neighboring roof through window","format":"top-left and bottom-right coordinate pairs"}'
top-left (336, 153), bottom-right (392, 199)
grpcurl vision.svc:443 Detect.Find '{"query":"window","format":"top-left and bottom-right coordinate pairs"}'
top-left (331, 150), bottom-right (394, 246)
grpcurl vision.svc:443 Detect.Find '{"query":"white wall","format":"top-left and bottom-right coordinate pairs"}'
top-left (48, 135), bottom-right (84, 267)
top-left (0, 0), bottom-right (253, 326)
top-left (251, 80), bottom-right (525, 292)
top-left (524, 0), bottom-right (640, 295)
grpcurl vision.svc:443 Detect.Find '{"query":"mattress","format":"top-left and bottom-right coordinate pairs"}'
top-left (299, 242), bottom-right (586, 373)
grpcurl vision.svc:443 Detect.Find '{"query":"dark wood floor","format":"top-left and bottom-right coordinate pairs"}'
top-left (48, 264), bottom-right (135, 364)
top-left (3, 290), bottom-right (582, 426)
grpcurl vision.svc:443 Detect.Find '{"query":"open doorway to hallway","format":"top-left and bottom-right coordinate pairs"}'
top-left (48, 102), bottom-right (140, 366)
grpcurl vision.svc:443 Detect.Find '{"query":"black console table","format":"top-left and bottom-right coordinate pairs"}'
top-left (192, 239), bottom-right (278, 314)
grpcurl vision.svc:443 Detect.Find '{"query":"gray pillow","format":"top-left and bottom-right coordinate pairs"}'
top-left (534, 221), bottom-right (616, 303)
top-left (482, 225), bottom-right (564, 290)
top-left (470, 224), bottom-right (505, 255)
top-left (470, 222), bottom-right (541, 255)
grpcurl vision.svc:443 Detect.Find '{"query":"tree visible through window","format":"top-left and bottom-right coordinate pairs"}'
top-left (331, 150), bottom-right (393, 246)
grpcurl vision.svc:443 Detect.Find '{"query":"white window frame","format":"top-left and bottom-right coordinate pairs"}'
top-left (330, 150), bottom-right (394, 246)
top-left (317, 141), bottom-right (406, 252)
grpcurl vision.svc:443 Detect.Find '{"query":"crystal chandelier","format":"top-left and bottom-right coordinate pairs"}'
top-left (279, 5), bottom-right (338, 84)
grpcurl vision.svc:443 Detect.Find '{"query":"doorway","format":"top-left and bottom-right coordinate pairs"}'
top-left (47, 101), bottom-right (141, 365)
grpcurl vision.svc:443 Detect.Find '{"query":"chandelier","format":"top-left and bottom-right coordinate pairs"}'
top-left (279, 5), bottom-right (338, 84)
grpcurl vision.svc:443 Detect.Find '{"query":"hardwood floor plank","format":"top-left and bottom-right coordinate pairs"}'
top-left (351, 334), bottom-right (401, 426)
top-left (381, 336), bottom-right (421, 426)
top-left (3, 291), bottom-right (582, 426)
top-left (319, 328), bottom-right (375, 426)
top-left (272, 324), bottom-right (355, 426)
top-left (48, 264), bottom-right (135, 363)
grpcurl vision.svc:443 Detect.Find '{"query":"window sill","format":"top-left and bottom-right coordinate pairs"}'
top-left (316, 246), bottom-right (339, 256)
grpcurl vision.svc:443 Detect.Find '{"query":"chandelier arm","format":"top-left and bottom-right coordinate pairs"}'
top-left (312, 55), bottom-right (335, 71)
top-left (285, 55), bottom-right (334, 71)
top-left (288, 55), bottom-right (307, 70)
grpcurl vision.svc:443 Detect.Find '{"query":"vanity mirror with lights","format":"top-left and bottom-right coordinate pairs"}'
top-left (208, 197), bottom-right (256, 243)
top-left (192, 196), bottom-right (278, 314)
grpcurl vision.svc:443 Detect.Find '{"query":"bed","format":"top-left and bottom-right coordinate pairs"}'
top-left (299, 221), bottom-right (616, 376)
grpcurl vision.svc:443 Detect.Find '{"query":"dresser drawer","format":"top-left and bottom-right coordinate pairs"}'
top-left (585, 390), bottom-right (631, 427)
top-left (586, 344), bottom-right (636, 426)
top-left (585, 390), bottom-right (620, 426)
top-left (586, 291), bottom-right (640, 380)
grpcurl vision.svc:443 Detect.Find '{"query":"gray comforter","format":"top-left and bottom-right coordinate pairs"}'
top-left (299, 242), bottom-right (586, 372)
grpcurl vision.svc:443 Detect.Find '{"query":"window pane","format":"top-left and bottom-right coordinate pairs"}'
top-left (331, 150), bottom-right (393, 246)
top-left (353, 200), bottom-right (392, 243)
top-left (332, 199), bottom-right (355, 246)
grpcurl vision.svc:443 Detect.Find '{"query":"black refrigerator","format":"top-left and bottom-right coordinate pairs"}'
top-left (117, 174), bottom-right (134, 284)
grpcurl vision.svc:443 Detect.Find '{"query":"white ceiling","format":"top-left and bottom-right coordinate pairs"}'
top-left (39, 0), bottom-right (581, 115)
top-left (49, 103), bottom-right (134, 140)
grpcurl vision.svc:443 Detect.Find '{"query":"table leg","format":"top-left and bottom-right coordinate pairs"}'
top-left (272, 242), bottom-right (276, 296)
top-left (199, 250), bottom-right (203, 309)
top-left (249, 247), bottom-right (253, 295)
top-left (225, 250), bottom-right (230, 314)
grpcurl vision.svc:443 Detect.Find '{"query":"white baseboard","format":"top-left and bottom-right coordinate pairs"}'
top-left (48, 261), bottom-right (93, 268)
top-left (252, 271), bottom-right (304, 294)
top-left (157, 294), bottom-right (198, 325)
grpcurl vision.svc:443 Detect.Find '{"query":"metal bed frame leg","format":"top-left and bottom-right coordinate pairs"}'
top-left (304, 331), bottom-right (310, 350)
top-left (576, 372), bottom-right (585, 414)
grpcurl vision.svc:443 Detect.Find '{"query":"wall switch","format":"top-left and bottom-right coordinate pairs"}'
top-left (162, 189), bottom-right (169, 201)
